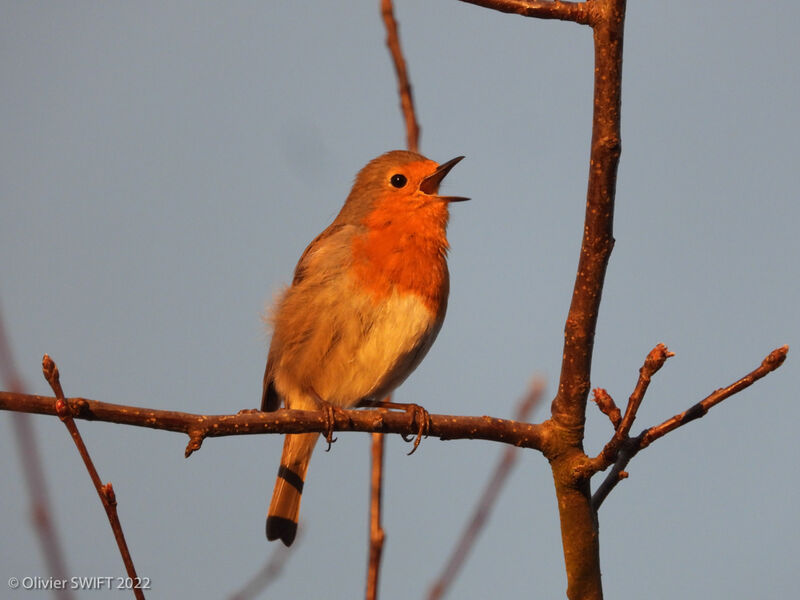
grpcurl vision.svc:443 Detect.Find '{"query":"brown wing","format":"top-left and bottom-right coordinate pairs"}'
top-left (261, 357), bottom-right (281, 411)
top-left (291, 223), bottom-right (349, 285)
top-left (261, 222), bottom-right (358, 412)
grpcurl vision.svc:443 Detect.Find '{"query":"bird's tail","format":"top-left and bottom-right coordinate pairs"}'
top-left (266, 431), bottom-right (318, 546)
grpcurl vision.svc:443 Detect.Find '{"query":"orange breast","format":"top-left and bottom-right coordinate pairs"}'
top-left (351, 197), bottom-right (450, 313)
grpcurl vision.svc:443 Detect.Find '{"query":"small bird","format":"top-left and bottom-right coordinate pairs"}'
top-left (261, 150), bottom-right (467, 546)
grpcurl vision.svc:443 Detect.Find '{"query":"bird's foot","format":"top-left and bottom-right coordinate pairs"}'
top-left (317, 400), bottom-right (343, 452)
top-left (375, 400), bottom-right (431, 455)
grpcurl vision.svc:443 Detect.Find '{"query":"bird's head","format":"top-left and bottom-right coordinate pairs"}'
top-left (337, 150), bottom-right (468, 227)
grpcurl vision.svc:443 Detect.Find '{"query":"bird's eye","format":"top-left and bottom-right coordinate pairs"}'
top-left (390, 174), bottom-right (407, 188)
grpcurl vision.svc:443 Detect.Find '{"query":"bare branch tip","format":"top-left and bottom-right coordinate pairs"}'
top-left (42, 354), bottom-right (58, 383)
top-left (644, 343), bottom-right (673, 373)
top-left (654, 342), bottom-right (675, 357)
top-left (41, 354), bottom-right (67, 402)
top-left (592, 388), bottom-right (622, 428)
top-left (764, 345), bottom-right (789, 370)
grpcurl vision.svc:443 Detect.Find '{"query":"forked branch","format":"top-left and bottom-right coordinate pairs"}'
top-left (586, 344), bottom-right (673, 473)
top-left (592, 345), bottom-right (789, 509)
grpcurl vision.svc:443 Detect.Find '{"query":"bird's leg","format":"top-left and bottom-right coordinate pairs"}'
top-left (312, 397), bottom-right (346, 452)
top-left (363, 399), bottom-right (431, 455)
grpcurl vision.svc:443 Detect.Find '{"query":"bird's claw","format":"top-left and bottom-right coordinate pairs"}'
top-left (404, 403), bottom-right (431, 456)
top-left (367, 399), bottom-right (431, 454)
top-left (319, 401), bottom-right (338, 451)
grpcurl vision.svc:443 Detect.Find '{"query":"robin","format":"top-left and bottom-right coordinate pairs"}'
top-left (261, 150), bottom-right (467, 546)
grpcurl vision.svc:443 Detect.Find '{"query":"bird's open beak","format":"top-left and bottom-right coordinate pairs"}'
top-left (420, 156), bottom-right (470, 202)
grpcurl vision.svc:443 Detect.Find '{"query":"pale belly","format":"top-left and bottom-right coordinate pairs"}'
top-left (272, 277), bottom-right (444, 409)
top-left (321, 289), bottom-right (442, 405)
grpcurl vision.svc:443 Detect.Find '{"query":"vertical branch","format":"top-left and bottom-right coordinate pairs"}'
top-left (548, 2), bottom-right (627, 600)
top-left (551, 0), bottom-right (625, 430)
top-left (367, 3), bottom-right (423, 598)
top-left (42, 355), bottom-right (144, 600)
top-left (365, 431), bottom-right (386, 600)
top-left (381, 0), bottom-right (420, 152)
top-left (0, 310), bottom-right (73, 599)
top-left (456, 1), bottom-right (629, 597)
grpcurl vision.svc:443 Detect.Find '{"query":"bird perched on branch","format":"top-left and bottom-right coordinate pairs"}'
top-left (261, 150), bottom-right (467, 546)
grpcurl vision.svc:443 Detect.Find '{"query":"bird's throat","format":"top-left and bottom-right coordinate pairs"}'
top-left (351, 201), bottom-right (450, 312)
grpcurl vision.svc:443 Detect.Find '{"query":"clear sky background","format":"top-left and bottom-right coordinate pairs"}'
top-left (2, 2), bottom-right (798, 599)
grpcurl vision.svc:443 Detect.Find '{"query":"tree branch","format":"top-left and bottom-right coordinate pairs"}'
top-left (544, 1), bottom-right (626, 598)
top-left (591, 388), bottom-right (621, 429)
top-left (641, 345), bottom-right (788, 447)
top-left (365, 431), bottom-right (386, 600)
top-left (585, 344), bottom-right (672, 473)
top-left (592, 345), bottom-right (789, 509)
top-left (41, 355), bottom-right (144, 600)
top-left (551, 0), bottom-right (623, 433)
top-left (458, 0), bottom-right (592, 24)
top-left (381, 0), bottom-right (420, 152)
top-left (0, 390), bottom-right (551, 455)
top-left (0, 311), bottom-right (72, 599)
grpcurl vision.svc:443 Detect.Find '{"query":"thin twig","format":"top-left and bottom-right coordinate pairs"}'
top-left (586, 344), bottom-right (672, 473)
top-left (641, 345), bottom-right (788, 446)
top-left (42, 355), bottom-right (144, 600)
top-left (381, 0), bottom-right (420, 152)
top-left (536, 0), bottom-right (625, 596)
top-left (592, 345), bottom-right (789, 509)
top-left (616, 344), bottom-right (672, 438)
top-left (427, 379), bottom-right (545, 600)
top-left (0, 312), bottom-right (72, 599)
top-left (365, 430), bottom-right (386, 600)
top-left (228, 528), bottom-right (302, 600)
top-left (367, 6), bottom-right (423, 595)
top-left (592, 388), bottom-right (621, 429)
